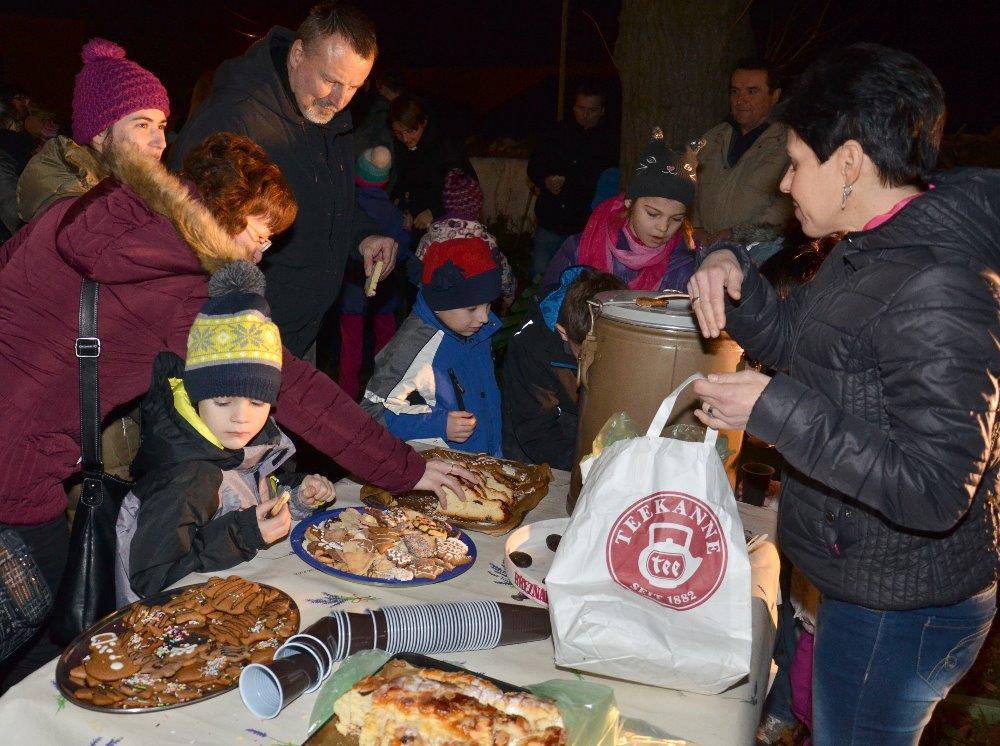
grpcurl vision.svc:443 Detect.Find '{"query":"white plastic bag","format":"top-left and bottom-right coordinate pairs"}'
top-left (547, 375), bottom-right (752, 694)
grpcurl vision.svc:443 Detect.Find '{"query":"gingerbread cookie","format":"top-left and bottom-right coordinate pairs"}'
top-left (84, 633), bottom-right (141, 681)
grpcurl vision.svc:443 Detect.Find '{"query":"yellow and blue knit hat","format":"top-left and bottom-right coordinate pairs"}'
top-left (184, 261), bottom-right (282, 404)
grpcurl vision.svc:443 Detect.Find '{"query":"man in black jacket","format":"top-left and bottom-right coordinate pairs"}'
top-left (169, 3), bottom-right (397, 358)
top-left (527, 83), bottom-right (618, 280)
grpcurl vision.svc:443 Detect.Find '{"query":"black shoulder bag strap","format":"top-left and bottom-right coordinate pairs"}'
top-left (77, 279), bottom-right (104, 483)
top-left (50, 182), bottom-right (134, 644)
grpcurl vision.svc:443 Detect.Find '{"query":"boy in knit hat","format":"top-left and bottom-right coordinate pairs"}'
top-left (17, 37), bottom-right (170, 223)
top-left (362, 237), bottom-right (503, 456)
top-left (416, 168), bottom-right (516, 309)
top-left (338, 146), bottom-right (414, 399)
top-left (115, 262), bottom-right (335, 604)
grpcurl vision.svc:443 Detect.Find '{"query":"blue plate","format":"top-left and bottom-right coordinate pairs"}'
top-left (290, 507), bottom-right (477, 586)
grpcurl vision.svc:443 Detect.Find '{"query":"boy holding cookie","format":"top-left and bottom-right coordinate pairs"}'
top-left (362, 237), bottom-right (503, 456)
top-left (115, 262), bottom-right (335, 605)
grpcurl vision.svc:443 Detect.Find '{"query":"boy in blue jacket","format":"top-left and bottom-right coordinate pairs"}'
top-left (362, 236), bottom-right (502, 456)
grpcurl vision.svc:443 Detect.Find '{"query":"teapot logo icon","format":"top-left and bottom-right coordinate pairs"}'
top-left (606, 491), bottom-right (729, 611)
top-left (638, 523), bottom-right (702, 589)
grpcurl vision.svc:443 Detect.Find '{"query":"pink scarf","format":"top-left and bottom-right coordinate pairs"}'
top-left (576, 194), bottom-right (681, 290)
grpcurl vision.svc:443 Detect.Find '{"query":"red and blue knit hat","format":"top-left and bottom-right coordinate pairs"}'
top-left (72, 38), bottom-right (170, 145)
top-left (421, 237), bottom-right (500, 311)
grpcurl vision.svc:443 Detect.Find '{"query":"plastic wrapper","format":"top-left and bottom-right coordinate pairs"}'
top-left (662, 423), bottom-right (731, 463)
top-left (580, 415), bottom-right (730, 481)
top-left (306, 650), bottom-right (622, 745)
top-left (591, 412), bottom-right (642, 456)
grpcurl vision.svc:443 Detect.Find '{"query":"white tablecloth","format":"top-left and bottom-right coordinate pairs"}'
top-left (0, 470), bottom-right (779, 745)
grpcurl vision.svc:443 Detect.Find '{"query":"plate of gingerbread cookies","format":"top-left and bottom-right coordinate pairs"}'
top-left (290, 507), bottom-right (476, 586)
top-left (56, 576), bottom-right (299, 712)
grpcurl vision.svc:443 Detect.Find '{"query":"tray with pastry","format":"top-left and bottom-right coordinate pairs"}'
top-left (290, 506), bottom-right (476, 585)
top-left (56, 576), bottom-right (299, 712)
top-left (360, 448), bottom-right (553, 536)
top-left (305, 653), bottom-right (566, 745)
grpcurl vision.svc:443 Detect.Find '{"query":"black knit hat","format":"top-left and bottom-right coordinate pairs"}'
top-left (183, 261), bottom-right (283, 404)
top-left (626, 127), bottom-right (697, 207)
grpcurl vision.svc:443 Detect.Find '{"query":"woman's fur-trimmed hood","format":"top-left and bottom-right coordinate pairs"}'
top-left (56, 143), bottom-right (244, 282)
top-left (105, 144), bottom-right (244, 273)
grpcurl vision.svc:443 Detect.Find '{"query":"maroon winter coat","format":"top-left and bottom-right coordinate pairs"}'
top-left (0, 153), bottom-right (424, 526)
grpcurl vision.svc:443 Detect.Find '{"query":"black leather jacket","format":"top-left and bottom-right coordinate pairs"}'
top-left (715, 169), bottom-right (1000, 610)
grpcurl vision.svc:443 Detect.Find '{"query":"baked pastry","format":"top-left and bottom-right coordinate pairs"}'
top-left (334, 660), bottom-right (565, 745)
top-left (438, 483), bottom-right (511, 523)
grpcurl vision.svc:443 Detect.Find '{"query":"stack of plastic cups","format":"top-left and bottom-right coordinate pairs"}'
top-left (239, 600), bottom-right (551, 718)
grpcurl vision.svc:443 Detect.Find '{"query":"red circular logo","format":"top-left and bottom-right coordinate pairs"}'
top-left (605, 491), bottom-right (728, 610)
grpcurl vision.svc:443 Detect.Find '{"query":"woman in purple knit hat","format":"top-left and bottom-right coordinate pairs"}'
top-left (17, 37), bottom-right (170, 224)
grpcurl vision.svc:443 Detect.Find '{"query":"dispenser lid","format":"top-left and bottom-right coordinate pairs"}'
top-left (592, 290), bottom-right (697, 331)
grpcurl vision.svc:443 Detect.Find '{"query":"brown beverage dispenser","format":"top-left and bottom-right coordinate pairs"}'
top-left (569, 290), bottom-right (744, 512)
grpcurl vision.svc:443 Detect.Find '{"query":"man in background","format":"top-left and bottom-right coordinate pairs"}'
top-left (528, 82), bottom-right (617, 280)
top-left (692, 58), bottom-right (792, 257)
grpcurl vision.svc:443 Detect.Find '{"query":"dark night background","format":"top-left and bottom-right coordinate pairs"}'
top-left (1, 1), bottom-right (997, 144)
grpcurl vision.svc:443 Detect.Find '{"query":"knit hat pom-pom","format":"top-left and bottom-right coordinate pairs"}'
top-left (81, 38), bottom-right (127, 64)
top-left (208, 261), bottom-right (267, 297)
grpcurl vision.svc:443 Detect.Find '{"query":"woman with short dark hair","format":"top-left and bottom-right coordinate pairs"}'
top-left (688, 43), bottom-right (999, 743)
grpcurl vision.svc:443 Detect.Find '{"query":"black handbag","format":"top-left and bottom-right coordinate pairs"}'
top-left (49, 278), bottom-right (134, 645)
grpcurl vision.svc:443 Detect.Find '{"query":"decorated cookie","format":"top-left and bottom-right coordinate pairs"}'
top-left (84, 633), bottom-right (141, 681)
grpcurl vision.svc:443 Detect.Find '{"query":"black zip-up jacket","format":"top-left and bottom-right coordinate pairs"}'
top-left (390, 121), bottom-right (475, 221)
top-left (168, 27), bottom-right (376, 356)
top-left (712, 169), bottom-right (1000, 610)
top-left (115, 353), bottom-right (304, 603)
top-left (527, 118), bottom-right (617, 236)
top-left (501, 301), bottom-right (580, 470)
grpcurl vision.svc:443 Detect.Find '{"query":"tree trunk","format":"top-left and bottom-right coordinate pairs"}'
top-left (615, 0), bottom-right (754, 175)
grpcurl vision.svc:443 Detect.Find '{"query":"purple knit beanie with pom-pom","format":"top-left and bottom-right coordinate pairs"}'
top-left (72, 38), bottom-right (170, 145)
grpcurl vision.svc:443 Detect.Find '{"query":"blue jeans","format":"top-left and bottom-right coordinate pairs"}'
top-left (532, 226), bottom-right (568, 281)
top-left (812, 584), bottom-right (996, 745)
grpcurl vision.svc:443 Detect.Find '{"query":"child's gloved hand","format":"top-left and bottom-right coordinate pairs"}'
top-left (446, 411), bottom-right (477, 442)
top-left (255, 496), bottom-right (292, 545)
top-left (299, 474), bottom-right (336, 509)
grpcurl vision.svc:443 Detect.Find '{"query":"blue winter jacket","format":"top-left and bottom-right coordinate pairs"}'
top-left (361, 292), bottom-right (503, 456)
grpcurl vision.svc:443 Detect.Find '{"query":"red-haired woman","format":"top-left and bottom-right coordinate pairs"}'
top-left (0, 132), bottom-right (471, 686)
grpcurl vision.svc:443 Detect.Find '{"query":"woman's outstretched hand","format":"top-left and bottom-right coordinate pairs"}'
top-left (687, 249), bottom-right (744, 338)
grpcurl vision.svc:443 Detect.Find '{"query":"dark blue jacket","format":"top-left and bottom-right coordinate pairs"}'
top-left (340, 186), bottom-right (414, 315)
